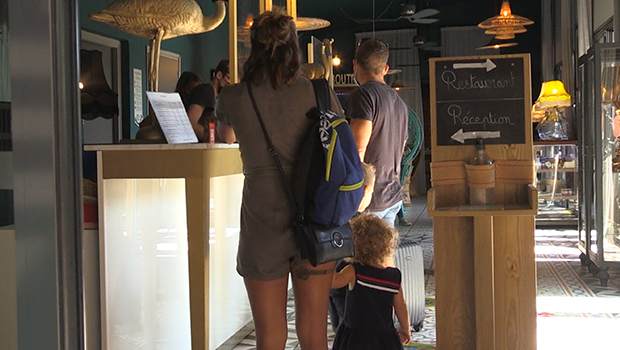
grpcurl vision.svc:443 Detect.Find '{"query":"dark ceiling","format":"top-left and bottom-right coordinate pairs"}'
top-left (298, 0), bottom-right (512, 31)
top-left (296, 0), bottom-right (542, 90)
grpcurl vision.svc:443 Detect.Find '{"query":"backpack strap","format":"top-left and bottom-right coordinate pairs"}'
top-left (246, 82), bottom-right (304, 222)
top-left (294, 79), bottom-right (332, 224)
top-left (311, 78), bottom-right (330, 111)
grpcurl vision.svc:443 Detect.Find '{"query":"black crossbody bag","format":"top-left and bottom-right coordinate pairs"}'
top-left (246, 81), bottom-right (354, 267)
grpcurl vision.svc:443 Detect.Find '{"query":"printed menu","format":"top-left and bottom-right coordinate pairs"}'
top-left (146, 91), bottom-right (198, 144)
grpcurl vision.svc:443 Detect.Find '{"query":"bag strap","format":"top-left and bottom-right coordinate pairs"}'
top-left (246, 82), bottom-right (303, 221)
top-left (311, 78), bottom-right (330, 111)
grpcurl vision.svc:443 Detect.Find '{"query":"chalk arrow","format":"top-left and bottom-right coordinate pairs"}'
top-left (451, 129), bottom-right (501, 144)
top-left (453, 59), bottom-right (497, 72)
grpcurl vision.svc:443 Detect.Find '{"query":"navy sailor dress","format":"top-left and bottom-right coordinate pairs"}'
top-left (332, 263), bottom-right (404, 350)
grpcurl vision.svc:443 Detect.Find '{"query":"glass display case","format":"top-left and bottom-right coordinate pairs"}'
top-left (577, 43), bottom-right (620, 287)
top-left (534, 141), bottom-right (579, 226)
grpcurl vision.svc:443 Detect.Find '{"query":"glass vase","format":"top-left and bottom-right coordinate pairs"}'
top-left (537, 107), bottom-right (569, 140)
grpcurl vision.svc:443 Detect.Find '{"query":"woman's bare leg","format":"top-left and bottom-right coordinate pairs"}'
top-left (291, 260), bottom-right (336, 350)
top-left (244, 276), bottom-right (289, 350)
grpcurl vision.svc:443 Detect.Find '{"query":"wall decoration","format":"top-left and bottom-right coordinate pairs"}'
top-left (133, 68), bottom-right (144, 125)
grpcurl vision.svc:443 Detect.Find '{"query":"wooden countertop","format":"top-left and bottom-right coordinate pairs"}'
top-left (84, 143), bottom-right (239, 152)
top-left (1, 225), bottom-right (97, 232)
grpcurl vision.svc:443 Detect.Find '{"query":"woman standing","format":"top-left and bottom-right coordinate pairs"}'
top-left (217, 9), bottom-right (343, 350)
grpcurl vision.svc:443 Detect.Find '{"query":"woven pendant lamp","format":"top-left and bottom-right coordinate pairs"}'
top-left (478, 1), bottom-right (533, 40)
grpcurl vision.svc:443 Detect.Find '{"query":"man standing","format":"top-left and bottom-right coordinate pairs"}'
top-left (346, 39), bottom-right (408, 227)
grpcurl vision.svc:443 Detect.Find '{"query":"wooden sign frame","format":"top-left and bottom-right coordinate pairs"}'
top-left (430, 54), bottom-right (533, 155)
top-left (427, 53), bottom-right (537, 350)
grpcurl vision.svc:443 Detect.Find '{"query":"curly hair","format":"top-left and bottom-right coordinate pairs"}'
top-left (242, 8), bottom-right (301, 89)
top-left (350, 214), bottom-right (398, 266)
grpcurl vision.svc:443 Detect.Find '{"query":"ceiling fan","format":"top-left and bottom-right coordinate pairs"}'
top-left (343, 0), bottom-right (440, 25)
top-left (388, 27), bottom-right (442, 52)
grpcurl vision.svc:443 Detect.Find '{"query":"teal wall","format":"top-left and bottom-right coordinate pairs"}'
top-left (79, 0), bottom-right (230, 138)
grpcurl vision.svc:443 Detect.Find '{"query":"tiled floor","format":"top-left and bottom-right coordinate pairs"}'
top-left (229, 196), bottom-right (620, 350)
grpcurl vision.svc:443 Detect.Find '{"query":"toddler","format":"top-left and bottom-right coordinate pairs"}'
top-left (331, 214), bottom-right (411, 350)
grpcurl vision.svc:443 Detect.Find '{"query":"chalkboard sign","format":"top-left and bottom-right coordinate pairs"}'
top-left (432, 56), bottom-right (527, 146)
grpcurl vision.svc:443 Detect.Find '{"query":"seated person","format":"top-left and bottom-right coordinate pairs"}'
top-left (328, 162), bottom-right (376, 333)
top-left (175, 71), bottom-right (202, 111)
top-left (141, 71), bottom-right (202, 129)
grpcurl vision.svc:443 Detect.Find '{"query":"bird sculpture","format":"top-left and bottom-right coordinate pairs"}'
top-left (321, 38), bottom-right (334, 88)
top-left (90, 0), bottom-right (228, 92)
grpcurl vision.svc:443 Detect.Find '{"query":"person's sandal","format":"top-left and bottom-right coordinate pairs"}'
top-left (398, 217), bottom-right (412, 226)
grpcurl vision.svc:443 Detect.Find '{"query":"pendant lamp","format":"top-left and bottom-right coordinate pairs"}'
top-left (391, 76), bottom-right (415, 91)
top-left (276, 0), bottom-right (330, 31)
top-left (476, 37), bottom-right (517, 50)
top-left (478, 1), bottom-right (533, 40)
top-left (238, 1), bottom-right (329, 45)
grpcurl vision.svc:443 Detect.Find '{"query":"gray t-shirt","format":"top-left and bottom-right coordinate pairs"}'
top-left (346, 80), bottom-right (408, 212)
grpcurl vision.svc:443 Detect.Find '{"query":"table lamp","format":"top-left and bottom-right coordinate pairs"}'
top-left (534, 80), bottom-right (572, 140)
top-left (80, 49), bottom-right (119, 121)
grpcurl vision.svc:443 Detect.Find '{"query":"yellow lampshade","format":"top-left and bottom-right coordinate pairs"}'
top-left (535, 80), bottom-right (572, 109)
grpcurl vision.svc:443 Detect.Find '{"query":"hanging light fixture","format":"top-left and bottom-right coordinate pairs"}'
top-left (294, 17), bottom-right (331, 31)
top-left (391, 76), bottom-right (415, 91)
top-left (484, 25), bottom-right (527, 40)
top-left (476, 37), bottom-right (517, 50)
top-left (238, 1), bottom-right (329, 47)
top-left (284, 0), bottom-right (330, 31)
top-left (478, 1), bottom-right (533, 40)
top-left (413, 35), bottom-right (425, 46)
top-left (332, 55), bottom-right (341, 67)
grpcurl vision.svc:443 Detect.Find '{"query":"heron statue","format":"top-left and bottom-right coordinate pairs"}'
top-left (90, 0), bottom-right (228, 92)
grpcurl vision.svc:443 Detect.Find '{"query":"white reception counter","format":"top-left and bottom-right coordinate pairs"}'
top-left (86, 143), bottom-right (250, 350)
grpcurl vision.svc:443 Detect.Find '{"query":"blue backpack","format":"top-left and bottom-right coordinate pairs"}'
top-left (296, 79), bottom-right (364, 227)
